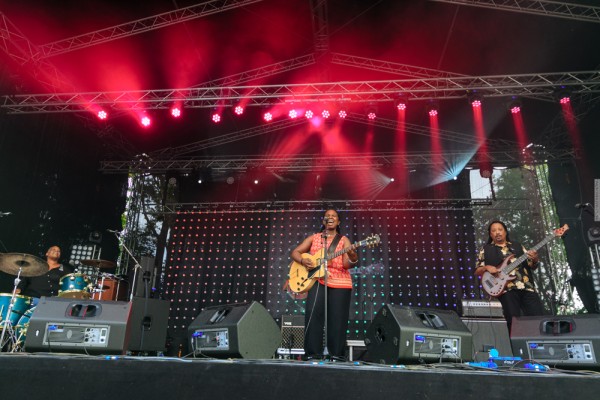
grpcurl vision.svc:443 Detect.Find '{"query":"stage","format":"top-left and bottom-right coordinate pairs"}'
top-left (1, 353), bottom-right (599, 400)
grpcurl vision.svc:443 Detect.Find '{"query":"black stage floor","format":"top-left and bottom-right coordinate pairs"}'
top-left (1, 353), bottom-right (599, 400)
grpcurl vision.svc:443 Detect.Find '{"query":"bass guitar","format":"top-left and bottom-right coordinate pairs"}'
top-left (481, 224), bottom-right (568, 297)
top-left (287, 234), bottom-right (380, 294)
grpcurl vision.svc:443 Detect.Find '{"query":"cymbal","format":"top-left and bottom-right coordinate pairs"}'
top-left (80, 259), bottom-right (116, 269)
top-left (0, 253), bottom-right (48, 277)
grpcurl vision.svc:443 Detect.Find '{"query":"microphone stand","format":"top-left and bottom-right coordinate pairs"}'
top-left (321, 231), bottom-right (329, 359)
top-left (110, 230), bottom-right (141, 302)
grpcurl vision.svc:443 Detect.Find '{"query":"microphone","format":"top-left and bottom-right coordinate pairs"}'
top-left (575, 203), bottom-right (591, 209)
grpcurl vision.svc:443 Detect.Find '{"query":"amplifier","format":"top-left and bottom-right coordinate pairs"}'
top-left (280, 315), bottom-right (304, 349)
top-left (461, 299), bottom-right (503, 318)
top-left (511, 314), bottom-right (600, 366)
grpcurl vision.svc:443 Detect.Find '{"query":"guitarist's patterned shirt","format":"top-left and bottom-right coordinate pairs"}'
top-left (477, 241), bottom-right (538, 293)
top-left (309, 233), bottom-right (353, 289)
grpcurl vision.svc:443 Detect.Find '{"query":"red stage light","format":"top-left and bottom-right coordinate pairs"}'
top-left (212, 113), bottom-right (221, 123)
top-left (510, 106), bottom-right (521, 114)
top-left (367, 112), bottom-right (376, 120)
top-left (141, 116), bottom-right (151, 127)
top-left (397, 103), bottom-right (406, 111)
top-left (471, 100), bottom-right (481, 108)
top-left (305, 110), bottom-right (313, 119)
top-left (263, 112), bottom-right (273, 122)
top-left (97, 110), bottom-right (107, 120)
top-left (171, 107), bottom-right (181, 118)
top-left (234, 105), bottom-right (244, 115)
top-left (559, 96), bottom-right (570, 104)
top-left (289, 109), bottom-right (298, 119)
top-left (428, 109), bottom-right (438, 117)
top-left (322, 110), bottom-right (330, 119)
top-left (338, 110), bottom-right (347, 118)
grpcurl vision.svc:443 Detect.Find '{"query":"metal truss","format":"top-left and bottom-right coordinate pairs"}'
top-left (310, 0), bottom-right (330, 55)
top-left (33, 0), bottom-right (264, 60)
top-left (161, 198), bottom-right (494, 213)
top-left (343, 112), bottom-right (518, 149)
top-left (193, 54), bottom-right (316, 87)
top-left (99, 147), bottom-right (577, 174)
top-left (330, 53), bottom-right (467, 79)
top-left (149, 117), bottom-right (308, 158)
top-left (3, 71), bottom-right (600, 114)
top-left (140, 111), bottom-right (515, 160)
top-left (0, 12), bottom-right (75, 92)
top-left (430, 0), bottom-right (600, 23)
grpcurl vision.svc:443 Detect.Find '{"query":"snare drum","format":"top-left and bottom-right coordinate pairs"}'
top-left (58, 273), bottom-right (92, 299)
top-left (0, 293), bottom-right (33, 328)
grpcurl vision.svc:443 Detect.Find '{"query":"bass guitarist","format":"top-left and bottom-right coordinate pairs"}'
top-left (475, 220), bottom-right (545, 333)
top-left (290, 209), bottom-right (358, 360)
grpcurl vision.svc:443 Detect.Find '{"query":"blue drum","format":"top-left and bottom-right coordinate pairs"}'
top-left (58, 273), bottom-right (92, 299)
top-left (15, 306), bottom-right (35, 346)
top-left (0, 293), bottom-right (33, 328)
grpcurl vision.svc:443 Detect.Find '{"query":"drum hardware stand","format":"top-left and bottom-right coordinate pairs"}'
top-left (109, 230), bottom-right (141, 302)
top-left (0, 270), bottom-right (23, 352)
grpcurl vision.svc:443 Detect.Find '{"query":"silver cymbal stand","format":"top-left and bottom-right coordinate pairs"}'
top-left (0, 267), bottom-right (23, 352)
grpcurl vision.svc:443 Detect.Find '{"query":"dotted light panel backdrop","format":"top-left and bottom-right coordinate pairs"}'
top-left (164, 208), bottom-right (479, 340)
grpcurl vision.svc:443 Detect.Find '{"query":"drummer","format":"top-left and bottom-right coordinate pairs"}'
top-left (17, 245), bottom-right (74, 303)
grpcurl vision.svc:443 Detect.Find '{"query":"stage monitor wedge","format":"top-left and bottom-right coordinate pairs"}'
top-left (24, 297), bottom-right (170, 354)
top-left (188, 301), bottom-right (280, 359)
top-left (365, 304), bottom-right (473, 364)
top-left (511, 314), bottom-right (600, 367)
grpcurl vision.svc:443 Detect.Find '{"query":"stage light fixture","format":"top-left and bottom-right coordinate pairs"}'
top-left (234, 105), bottom-right (244, 116)
top-left (305, 110), bottom-right (314, 119)
top-left (97, 110), bottom-right (108, 120)
top-left (426, 101), bottom-right (439, 117)
top-left (171, 107), bottom-right (182, 118)
top-left (212, 112), bottom-right (221, 123)
top-left (141, 116), bottom-right (151, 127)
top-left (263, 111), bottom-right (273, 122)
top-left (507, 98), bottom-right (522, 114)
top-left (365, 103), bottom-right (378, 120)
top-left (322, 109), bottom-right (330, 119)
top-left (395, 94), bottom-right (408, 111)
top-left (468, 92), bottom-right (483, 108)
top-left (554, 88), bottom-right (571, 104)
top-left (289, 109), bottom-right (298, 119)
top-left (338, 109), bottom-right (347, 118)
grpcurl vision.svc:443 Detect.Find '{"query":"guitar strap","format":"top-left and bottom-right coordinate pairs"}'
top-left (327, 234), bottom-right (342, 258)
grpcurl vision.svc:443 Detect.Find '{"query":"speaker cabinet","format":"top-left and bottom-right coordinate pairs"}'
top-left (510, 314), bottom-right (600, 366)
top-left (365, 304), bottom-right (473, 364)
top-left (280, 315), bottom-right (304, 349)
top-left (461, 318), bottom-right (512, 361)
top-left (188, 301), bottom-right (280, 359)
top-left (24, 297), bottom-right (170, 354)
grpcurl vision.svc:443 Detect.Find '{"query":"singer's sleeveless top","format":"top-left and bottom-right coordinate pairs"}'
top-left (309, 233), bottom-right (353, 289)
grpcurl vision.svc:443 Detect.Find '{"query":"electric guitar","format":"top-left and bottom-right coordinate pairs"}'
top-left (481, 224), bottom-right (569, 297)
top-left (287, 234), bottom-right (381, 294)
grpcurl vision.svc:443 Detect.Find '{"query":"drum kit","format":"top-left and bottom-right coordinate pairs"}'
top-left (0, 253), bottom-right (124, 352)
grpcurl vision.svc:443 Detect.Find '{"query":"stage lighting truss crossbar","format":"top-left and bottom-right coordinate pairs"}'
top-left (32, 0), bottom-right (265, 60)
top-left (99, 148), bottom-right (577, 174)
top-left (430, 1), bottom-right (600, 24)
top-left (3, 72), bottom-right (600, 114)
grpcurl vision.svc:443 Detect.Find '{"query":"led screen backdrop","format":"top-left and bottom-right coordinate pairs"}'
top-left (163, 205), bottom-right (480, 341)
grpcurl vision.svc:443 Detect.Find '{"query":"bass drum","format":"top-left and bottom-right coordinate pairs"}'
top-left (15, 306), bottom-right (35, 348)
top-left (0, 293), bottom-right (33, 327)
